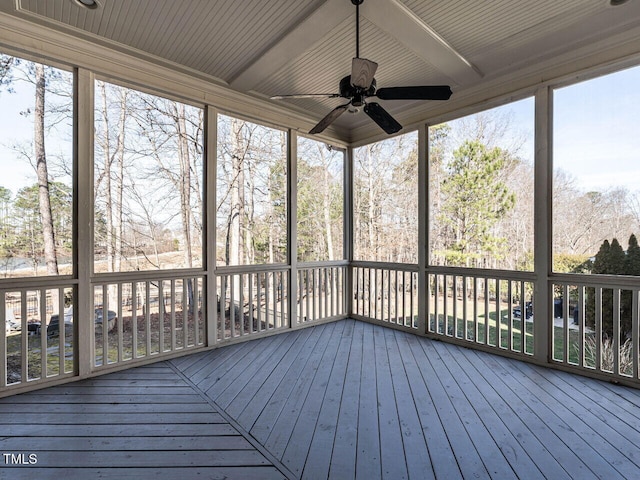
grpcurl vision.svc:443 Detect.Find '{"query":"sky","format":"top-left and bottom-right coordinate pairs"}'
top-left (0, 67), bottom-right (73, 195)
top-left (553, 64), bottom-right (640, 192)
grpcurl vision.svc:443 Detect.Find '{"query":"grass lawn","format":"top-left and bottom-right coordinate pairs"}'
top-left (428, 306), bottom-right (594, 364)
top-left (5, 331), bottom-right (74, 383)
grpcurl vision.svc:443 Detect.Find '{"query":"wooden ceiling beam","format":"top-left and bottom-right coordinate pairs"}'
top-left (230, 0), bottom-right (353, 92)
top-left (363, 0), bottom-right (483, 86)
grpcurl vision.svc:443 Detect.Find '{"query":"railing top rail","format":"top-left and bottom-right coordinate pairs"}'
top-left (426, 265), bottom-right (536, 281)
top-left (552, 272), bottom-right (640, 289)
top-left (0, 277), bottom-right (78, 291)
top-left (92, 269), bottom-right (205, 283)
top-left (215, 263), bottom-right (291, 275)
top-left (297, 260), bottom-right (349, 269)
top-left (351, 261), bottom-right (419, 272)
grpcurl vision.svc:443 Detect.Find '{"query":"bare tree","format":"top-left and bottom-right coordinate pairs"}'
top-left (34, 64), bottom-right (58, 276)
top-left (95, 81), bottom-right (127, 273)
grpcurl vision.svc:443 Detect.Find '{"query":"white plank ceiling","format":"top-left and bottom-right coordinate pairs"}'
top-left (1, 0), bottom-right (640, 142)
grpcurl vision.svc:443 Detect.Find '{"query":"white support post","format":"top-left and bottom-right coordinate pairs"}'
top-left (344, 146), bottom-right (354, 317)
top-left (418, 123), bottom-right (428, 334)
top-left (288, 130), bottom-right (298, 327)
top-left (533, 86), bottom-right (553, 364)
top-left (75, 68), bottom-right (94, 376)
top-left (205, 106), bottom-right (218, 346)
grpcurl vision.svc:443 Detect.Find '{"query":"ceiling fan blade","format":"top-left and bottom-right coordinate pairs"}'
top-left (309, 103), bottom-right (350, 134)
top-left (364, 102), bottom-right (402, 134)
top-left (271, 93), bottom-right (340, 100)
top-left (351, 57), bottom-right (378, 89)
top-left (376, 85), bottom-right (452, 101)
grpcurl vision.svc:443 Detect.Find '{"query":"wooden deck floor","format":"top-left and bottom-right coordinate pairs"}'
top-left (2, 319), bottom-right (640, 479)
top-left (0, 363), bottom-right (286, 479)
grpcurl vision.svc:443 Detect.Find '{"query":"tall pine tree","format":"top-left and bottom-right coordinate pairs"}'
top-left (439, 140), bottom-right (515, 267)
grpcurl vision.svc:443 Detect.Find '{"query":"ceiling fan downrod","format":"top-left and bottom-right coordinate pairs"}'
top-left (352, 0), bottom-right (364, 58)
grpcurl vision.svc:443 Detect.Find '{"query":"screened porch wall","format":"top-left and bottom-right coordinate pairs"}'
top-left (2, 13), bottom-right (640, 398)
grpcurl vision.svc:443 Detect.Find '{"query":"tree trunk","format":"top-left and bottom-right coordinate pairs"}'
top-left (99, 82), bottom-right (114, 272)
top-left (177, 103), bottom-right (193, 268)
top-left (322, 149), bottom-right (334, 261)
top-left (366, 146), bottom-right (376, 261)
top-left (113, 88), bottom-right (127, 273)
top-left (34, 64), bottom-right (59, 276)
top-left (229, 118), bottom-right (243, 267)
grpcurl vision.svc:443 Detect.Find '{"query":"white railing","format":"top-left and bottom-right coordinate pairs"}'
top-left (6, 265), bottom-right (640, 394)
top-left (92, 274), bottom-right (205, 368)
top-left (1, 284), bottom-right (75, 388)
top-left (428, 268), bottom-right (535, 357)
top-left (352, 263), bottom-right (419, 330)
top-left (216, 267), bottom-right (289, 341)
top-left (296, 263), bottom-right (347, 325)
top-left (552, 277), bottom-right (640, 382)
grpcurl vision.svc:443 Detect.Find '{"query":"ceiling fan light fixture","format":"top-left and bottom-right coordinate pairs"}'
top-left (72, 0), bottom-right (99, 9)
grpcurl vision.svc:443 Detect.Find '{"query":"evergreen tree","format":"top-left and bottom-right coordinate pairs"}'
top-left (625, 234), bottom-right (640, 275)
top-left (621, 234), bottom-right (640, 337)
top-left (587, 237), bottom-right (635, 339)
top-left (605, 239), bottom-right (626, 337)
top-left (12, 182), bottom-right (72, 273)
top-left (586, 239), bottom-right (610, 334)
top-left (439, 139), bottom-right (515, 267)
top-left (608, 238), bottom-right (625, 274)
top-left (591, 239), bottom-right (610, 274)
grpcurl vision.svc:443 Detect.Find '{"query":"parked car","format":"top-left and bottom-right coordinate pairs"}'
top-left (512, 301), bottom-right (533, 320)
top-left (46, 306), bottom-right (117, 337)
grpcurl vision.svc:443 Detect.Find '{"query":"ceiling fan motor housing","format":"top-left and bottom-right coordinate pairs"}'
top-left (339, 75), bottom-right (376, 103)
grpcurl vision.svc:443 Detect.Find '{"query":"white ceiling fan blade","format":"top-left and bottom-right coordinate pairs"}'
top-left (351, 57), bottom-right (378, 89)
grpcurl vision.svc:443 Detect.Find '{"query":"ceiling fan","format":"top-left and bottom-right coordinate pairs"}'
top-left (271, 0), bottom-right (452, 135)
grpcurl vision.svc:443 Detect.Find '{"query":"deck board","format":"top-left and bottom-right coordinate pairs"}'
top-left (328, 319), bottom-right (363, 479)
top-left (281, 321), bottom-right (346, 476)
top-left (373, 324), bottom-right (408, 480)
top-left (392, 328), bottom-right (459, 479)
top-left (506, 359), bottom-right (640, 479)
top-left (302, 319), bottom-right (352, 480)
top-left (265, 322), bottom-right (338, 460)
top-left (4, 318), bottom-right (640, 479)
top-left (446, 343), bottom-right (571, 480)
top-left (407, 332), bottom-right (489, 479)
top-left (356, 322), bottom-right (383, 479)
top-left (473, 347), bottom-right (623, 478)
top-left (431, 340), bottom-right (549, 479)
top-left (383, 327), bottom-right (435, 480)
top-left (2, 466), bottom-right (286, 480)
